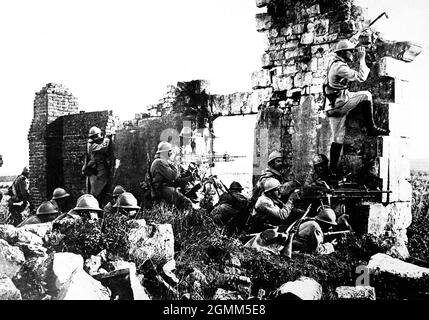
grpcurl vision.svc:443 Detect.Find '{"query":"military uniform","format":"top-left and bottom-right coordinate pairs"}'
top-left (292, 220), bottom-right (334, 255)
top-left (7, 173), bottom-right (31, 226)
top-left (83, 137), bottom-right (111, 205)
top-left (251, 168), bottom-right (296, 205)
top-left (150, 158), bottom-right (192, 210)
top-left (325, 54), bottom-right (370, 144)
top-left (211, 191), bottom-right (249, 232)
top-left (249, 193), bottom-right (294, 233)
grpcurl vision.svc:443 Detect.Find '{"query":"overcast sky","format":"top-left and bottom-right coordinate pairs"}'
top-left (0, 0), bottom-right (428, 175)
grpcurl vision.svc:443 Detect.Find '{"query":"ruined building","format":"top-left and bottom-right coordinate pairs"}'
top-left (28, 0), bottom-right (421, 254)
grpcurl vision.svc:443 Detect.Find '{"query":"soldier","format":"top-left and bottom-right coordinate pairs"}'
top-left (82, 126), bottom-right (112, 207)
top-left (7, 166), bottom-right (31, 226)
top-left (17, 201), bottom-right (60, 227)
top-left (250, 150), bottom-right (298, 208)
top-left (103, 185), bottom-right (126, 214)
top-left (53, 194), bottom-right (103, 228)
top-left (324, 39), bottom-right (389, 174)
top-left (248, 178), bottom-right (301, 233)
top-left (150, 141), bottom-right (193, 210)
top-left (292, 206), bottom-right (338, 255)
top-left (210, 181), bottom-right (250, 233)
top-left (50, 187), bottom-right (71, 214)
top-left (112, 192), bottom-right (141, 219)
top-left (310, 154), bottom-right (337, 189)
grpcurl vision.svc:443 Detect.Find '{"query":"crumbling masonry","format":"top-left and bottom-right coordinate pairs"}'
top-left (252, 0), bottom-right (421, 252)
top-left (28, 0), bottom-right (421, 253)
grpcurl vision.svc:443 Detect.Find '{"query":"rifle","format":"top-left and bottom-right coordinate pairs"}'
top-left (282, 203), bottom-right (312, 259)
top-left (323, 230), bottom-right (352, 237)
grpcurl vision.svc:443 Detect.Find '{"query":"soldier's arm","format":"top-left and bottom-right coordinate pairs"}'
top-left (336, 61), bottom-right (369, 83)
top-left (158, 161), bottom-right (179, 182)
top-left (313, 227), bottom-right (335, 254)
top-left (16, 177), bottom-right (31, 202)
top-left (90, 138), bottom-right (110, 153)
top-left (256, 197), bottom-right (291, 221)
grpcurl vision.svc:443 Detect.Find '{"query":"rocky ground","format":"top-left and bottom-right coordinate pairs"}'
top-left (1, 172), bottom-right (429, 300)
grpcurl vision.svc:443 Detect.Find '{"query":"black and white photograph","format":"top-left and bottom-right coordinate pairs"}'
top-left (1, 0), bottom-right (429, 311)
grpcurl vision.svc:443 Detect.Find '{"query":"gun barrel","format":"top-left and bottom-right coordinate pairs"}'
top-left (324, 230), bottom-right (352, 236)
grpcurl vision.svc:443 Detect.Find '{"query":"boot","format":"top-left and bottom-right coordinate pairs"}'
top-left (361, 101), bottom-right (390, 136)
top-left (329, 142), bottom-right (343, 174)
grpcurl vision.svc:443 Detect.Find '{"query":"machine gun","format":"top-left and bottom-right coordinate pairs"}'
top-left (298, 185), bottom-right (391, 203)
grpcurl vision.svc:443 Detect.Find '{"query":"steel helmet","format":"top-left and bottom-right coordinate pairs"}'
top-left (88, 126), bottom-right (102, 138)
top-left (313, 154), bottom-right (329, 167)
top-left (22, 166), bottom-right (30, 175)
top-left (113, 192), bottom-right (141, 210)
top-left (268, 151), bottom-right (283, 164)
top-left (73, 194), bottom-right (103, 212)
top-left (156, 141), bottom-right (172, 154)
top-left (334, 39), bottom-right (357, 53)
top-left (229, 181), bottom-right (243, 191)
top-left (52, 187), bottom-right (70, 200)
top-left (316, 206), bottom-right (337, 225)
top-left (36, 201), bottom-right (59, 216)
top-left (264, 178), bottom-right (281, 193)
top-left (112, 185), bottom-right (126, 197)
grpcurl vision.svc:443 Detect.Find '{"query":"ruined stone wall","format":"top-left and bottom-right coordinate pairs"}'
top-left (28, 81), bottom-right (254, 208)
top-left (252, 0), bottom-right (421, 252)
top-left (28, 84), bottom-right (79, 206)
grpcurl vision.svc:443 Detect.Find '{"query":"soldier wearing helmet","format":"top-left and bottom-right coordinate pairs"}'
top-left (250, 150), bottom-right (298, 209)
top-left (54, 194), bottom-right (103, 226)
top-left (17, 201), bottom-right (60, 227)
top-left (210, 181), bottom-right (250, 234)
top-left (292, 205), bottom-right (338, 255)
top-left (7, 166), bottom-right (32, 226)
top-left (248, 178), bottom-right (301, 233)
top-left (82, 126), bottom-right (113, 206)
top-left (324, 39), bottom-right (389, 175)
top-left (112, 192), bottom-right (141, 218)
top-left (150, 141), bottom-right (193, 210)
top-left (50, 187), bottom-right (71, 214)
top-left (103, 185), bottom-right (126, 214)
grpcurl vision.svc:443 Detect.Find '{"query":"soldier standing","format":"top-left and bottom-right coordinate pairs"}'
top-left (324, 39), bottom-right (389, 174)
top-left (82, 126), bottom-right (112, 207)
top-left (7, 166), bottom-right (31, 226)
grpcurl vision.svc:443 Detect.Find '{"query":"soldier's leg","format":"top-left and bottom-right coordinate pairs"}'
top-left (344, 91), bottom-right (389, 136)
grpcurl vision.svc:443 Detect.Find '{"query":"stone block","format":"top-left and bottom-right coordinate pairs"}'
top-left (292, 24), bottom-right (305, 35)
top-left (272, 76), bottom-right (293, 91)
top-left (0, 275), bottom-right (22, 300)
top-left (358, 202), bottom-right (388, 236)
top-left (276, 277), bottom-right (322, 300)
top-left (102, 260), bottom-right (150, 300)
top-left (335, 286), bottom-right (376, 300)
top-left (56, 268), bottom-right (110, 300)
top-left (261, 52), bottom-right (274, 68)
top-left (128, 219), bottom-right (175, 266)
top-left (0, 240), bottom-right (25, 278)
top-left (255, 13), bottom-right (272, 32)
top-left (14, 242), bottom-right (48, 259)
top-left (251, 69), bottom-right (271, 89)
top-left (385, 202), bottom-right (412, 231)
top-left (213, 288), bottom-right (243, 300)
top-left (51, 252), bottom-right (84, 291)
top-left (301, 32), bottom-right (314, 45)
top-left (255, 0), bottom-right (270, 8)
top-left (367, 253), bottom-right (429, 279)
top-left (19, 222), bottom-right (52, 239)
top-left (250, 88), bottom-right (273, 112)
top-left (384, 103), bottom-right (411, 138)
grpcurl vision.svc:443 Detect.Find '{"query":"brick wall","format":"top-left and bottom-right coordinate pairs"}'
top-left (28, 83), bottom-right (79, 207)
